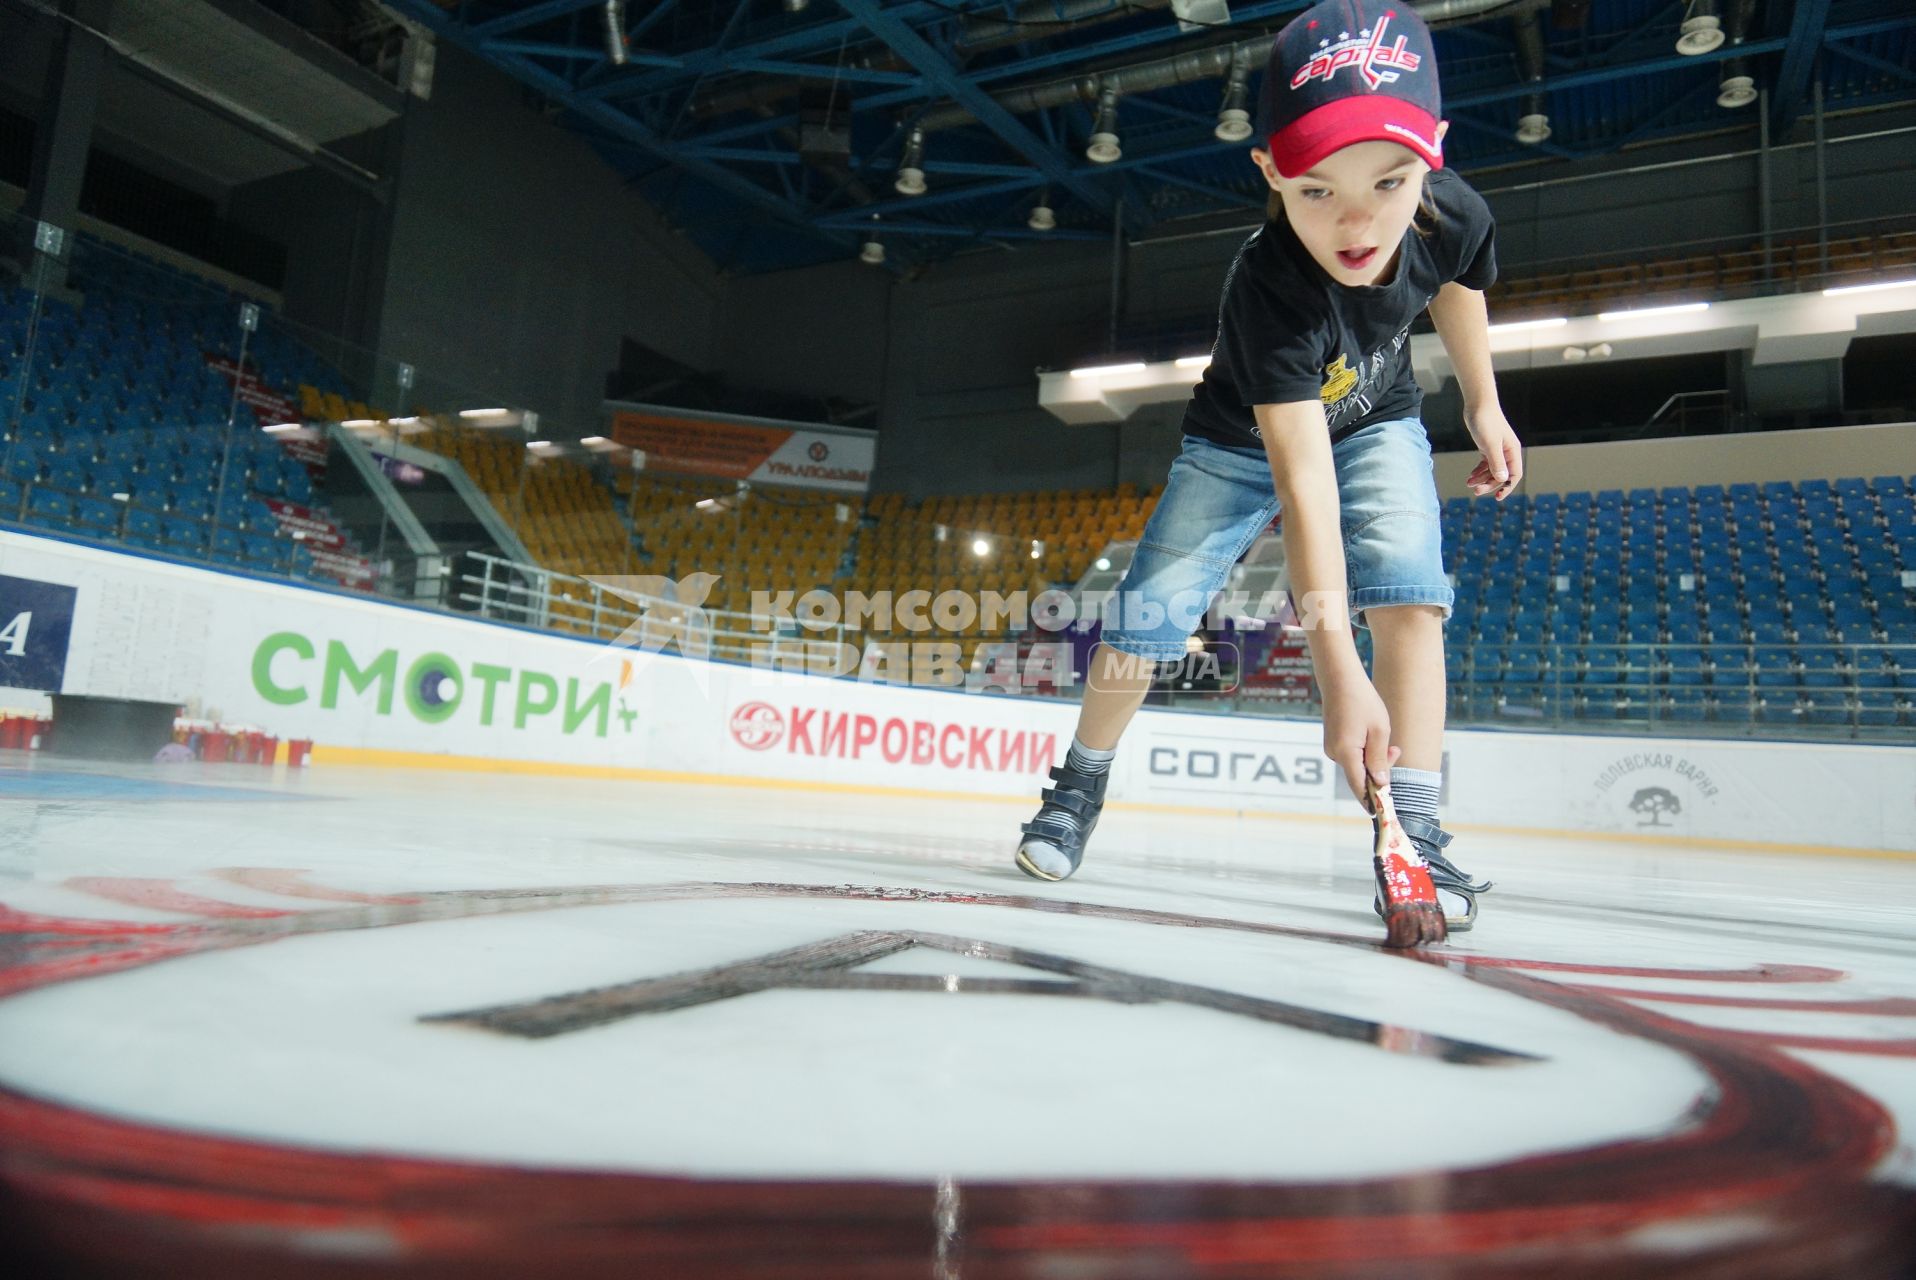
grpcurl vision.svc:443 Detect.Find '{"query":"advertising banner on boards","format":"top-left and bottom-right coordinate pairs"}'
top-left (608, 408), bottom-right (874, 493)
top-left (2, 529), bottom-right (1910, 852)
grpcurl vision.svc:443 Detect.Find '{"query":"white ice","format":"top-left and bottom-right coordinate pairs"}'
top-left (0, 757), bottom-right (1911, 1184)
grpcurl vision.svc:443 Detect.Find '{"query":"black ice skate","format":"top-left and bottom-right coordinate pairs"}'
top-left (1014, 762), bottom-right (1108, 882)
top-left (1371, 814), bottom-right (1492, 931)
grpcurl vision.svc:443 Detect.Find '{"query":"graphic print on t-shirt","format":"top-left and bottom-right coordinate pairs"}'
top-left (1318, 319), bottom-right (1418, 430)
top-left (1319, 356), bottom-right (1359, 405)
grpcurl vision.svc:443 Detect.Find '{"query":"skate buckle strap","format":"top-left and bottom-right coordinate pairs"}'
top-left (1396, 814), bottom-right (1452, 850)
top-left (1397, 816), bottom-right (1492, 893)
top-left (1047, 763), bottom-right (1109, 796)
top-left (1036, 787), bottom-right (1099, 820)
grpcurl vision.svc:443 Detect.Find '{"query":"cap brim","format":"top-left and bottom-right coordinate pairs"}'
top-left (1268, 95), bottom-right (1443, 179)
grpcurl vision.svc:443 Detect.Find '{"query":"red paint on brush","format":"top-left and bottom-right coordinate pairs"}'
top-left (1369, 779), bottom-right (1445, 948)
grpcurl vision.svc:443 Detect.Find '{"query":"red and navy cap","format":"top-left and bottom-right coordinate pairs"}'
top-left (1254, 0), bottom-right (1444, 179)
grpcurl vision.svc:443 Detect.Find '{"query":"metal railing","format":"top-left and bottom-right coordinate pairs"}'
top-left (1441, 641), bottom-right (1916, 738)
top-left (453, 552), bottom-right (1916, 742)
top-left (456, 551), bottom-right (857, 677)
top-left (13, 494), bottom-right (1905, 745)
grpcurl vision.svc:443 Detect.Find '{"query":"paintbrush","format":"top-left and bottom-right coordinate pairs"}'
top-left (1369, 775), bottom-right (1447, 948)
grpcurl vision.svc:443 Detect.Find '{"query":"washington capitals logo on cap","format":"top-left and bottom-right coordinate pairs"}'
top-left (1290, 13), bottom-right (1423, 92)
top-left (1255, 0), bottom-right (1444, 178)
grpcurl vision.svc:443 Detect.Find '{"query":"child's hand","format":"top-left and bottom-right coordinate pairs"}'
top-left (1465, 406), bottom-right (1524, 501)
top-left (1321, 671), bottom-right (1402, 811)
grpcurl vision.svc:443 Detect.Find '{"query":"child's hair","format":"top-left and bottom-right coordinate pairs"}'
top-left (1266, 172), bottom-right (1440, 238)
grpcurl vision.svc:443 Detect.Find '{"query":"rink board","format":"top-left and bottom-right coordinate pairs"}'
top-left (2, 528), bottom-right (1910, 853)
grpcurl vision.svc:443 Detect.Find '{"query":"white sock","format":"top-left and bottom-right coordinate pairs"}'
top-left (1064, 736), bottom-right (1116, 776)
top-left (1389, 766), bottom-right (1441, 827)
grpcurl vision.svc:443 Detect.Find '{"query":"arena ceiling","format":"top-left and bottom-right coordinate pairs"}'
top-left (385, 0), bottom-right (1916, 274)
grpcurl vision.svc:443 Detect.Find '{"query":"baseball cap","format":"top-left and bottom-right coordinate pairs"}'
top-left (1254, 1), bottom-right (1444, 179)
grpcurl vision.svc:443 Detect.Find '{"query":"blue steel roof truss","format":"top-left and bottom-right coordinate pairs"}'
top-left (392, 0), bottom-right (1914, 275)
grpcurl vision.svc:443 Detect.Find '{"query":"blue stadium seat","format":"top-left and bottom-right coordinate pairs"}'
top-left (1802, 688), bottom-right (1848, 725)
top-left (1857, 690), bottom-right (1899, 726)
top-left (1752, 649), bottom-right (1796, 689)
top-left (24, 489), bottom-right (72, 528)
top-left (1665, 648), bottom-right (1706, 686)
top-left (163, 515), bottom-right (206, 552)
top-left (1664, 689), bottom-right (1709, 722)
top-left (1799, 650), bottom-right (1842, 687)
top-left (73, 496), bottom-right (121, 532)
top-left (125, 507), bottom-right (163, 540)
top-left (1580, 692), bottom-right (1620, 720)
top-left (1582, 647), bottom-right (1623, 688)
top-left (1755, 697), bottom-right (1800, 725)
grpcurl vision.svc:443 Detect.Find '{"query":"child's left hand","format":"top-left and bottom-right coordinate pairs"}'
top-left (1465, 406), bottom-right (1523, 501)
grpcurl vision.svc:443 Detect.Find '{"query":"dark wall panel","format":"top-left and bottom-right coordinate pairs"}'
top-left (375, 44), bottom-right (721, 433)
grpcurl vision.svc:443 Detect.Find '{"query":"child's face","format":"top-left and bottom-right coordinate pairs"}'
top-left (1251, 130), bottom-right (1448, 287)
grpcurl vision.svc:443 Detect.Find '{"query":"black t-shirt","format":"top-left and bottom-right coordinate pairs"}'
top-left (1182, 167), bottom-right (1497, 449)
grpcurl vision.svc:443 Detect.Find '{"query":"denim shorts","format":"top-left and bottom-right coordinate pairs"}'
top-left (1102, 419), bottom-right (1453, 661)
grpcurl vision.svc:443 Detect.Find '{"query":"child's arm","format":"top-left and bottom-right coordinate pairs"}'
top-left (1257, 400), bottom-right (1400, 805)
top-left (1429, 282), bottom-right (1524, 501)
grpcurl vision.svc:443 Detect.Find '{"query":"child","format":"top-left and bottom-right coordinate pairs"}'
top-left (1015, 0), bottom-right (1522, 936)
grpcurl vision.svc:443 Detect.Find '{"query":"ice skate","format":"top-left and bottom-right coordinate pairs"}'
top-left (1014, 762), bottom-right (1108, 882)
top-left (1371, 804), bottom-right (1492, 932)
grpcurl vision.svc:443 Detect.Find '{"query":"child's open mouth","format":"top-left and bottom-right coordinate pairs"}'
top-left (1336, 246), bottom-right (1378, 271)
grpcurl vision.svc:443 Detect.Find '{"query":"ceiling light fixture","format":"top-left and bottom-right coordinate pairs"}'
top-left (1824, 278), bottom-right (1916, 296)
top-left (895, 126), bottom-right (927, 196)
top-left (1676, 2), bottom-right (1724, 55)
top-left (1597, 302), bottom-right (1710, 322)
top-left (1214, 52), bottom-right (1253, 142)
top-left (1716, 70), bottom-right (1756, 108)
top-left (1488, 317), bottom-right (1569, 333)
top-left (1086, 87), bottom-right (1122, 164)
top-left (1513, 13), bottom-right (1550, 144)
top-left (603, 0), bottom-right (627, 65)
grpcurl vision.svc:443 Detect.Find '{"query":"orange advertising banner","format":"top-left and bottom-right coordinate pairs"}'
top-left (609, 409), bottom-right (874, 491)
top-left (610, 412), bottom-right (788, 479)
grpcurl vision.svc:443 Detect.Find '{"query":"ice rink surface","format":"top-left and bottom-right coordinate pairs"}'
top-left (1, 752), bottom-right (1913, 1277)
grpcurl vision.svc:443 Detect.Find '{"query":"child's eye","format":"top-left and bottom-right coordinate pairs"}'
top-left (1377, 177), bottom-right (1405, 192)
top-left (1301, 187), bottom-right (1331, 201)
